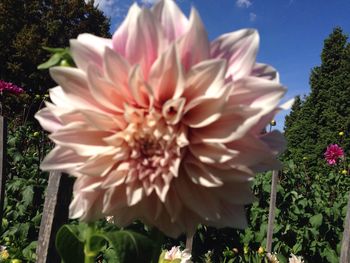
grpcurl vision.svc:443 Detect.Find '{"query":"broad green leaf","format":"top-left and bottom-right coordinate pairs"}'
top-left (323, 247), bottom-right (338, 263)
top-left (22, 185), bottom-right (34, 207)
top-left (97, 230), bottom-right (154, 263)
top-left (309, 213), bottom-right (323, 228)
top-left (277, 254), bottom-right (287, 263)
top-left (55, 225), bottom-right (84, 263)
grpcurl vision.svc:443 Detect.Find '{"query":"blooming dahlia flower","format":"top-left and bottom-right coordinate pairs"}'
top-left (35, 0), bottom-right (286, 237)
top-left (324, 144), bottom-right (344, 165)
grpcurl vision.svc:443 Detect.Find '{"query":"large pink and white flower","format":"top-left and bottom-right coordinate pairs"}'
top-left (35, 0), bottom-right (286, 237)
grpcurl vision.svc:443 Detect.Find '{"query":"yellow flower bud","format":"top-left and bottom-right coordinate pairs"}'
top-left (339, 131), bottom-right (344, 136)
top-left (11, 259), bottom-right (22, 263)
top-left (232, 248), bottom-right (239, 254)
top-left (0, 250), bottom-right (9, 260)
top-left (302, 156), bottom-right (308, 160)
top-left (258, 246), bottom-right (264, 254)
top-left (33, 131), bottom-right (40, 137)
top-left (341, 169), bottom-right (347, 175)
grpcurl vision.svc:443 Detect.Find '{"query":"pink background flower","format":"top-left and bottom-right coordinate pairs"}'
top-left (36, 0), bottom-right (286, 237)
top-left (0, 80), bottom-right (24, 94)
top-left (324, 144), bottom-right (344, 165)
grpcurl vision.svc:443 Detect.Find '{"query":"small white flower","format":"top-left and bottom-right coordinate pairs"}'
top-left (164, 246), bottom-right (192, 263)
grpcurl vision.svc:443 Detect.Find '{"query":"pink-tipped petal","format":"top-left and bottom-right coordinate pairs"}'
top-left (87, 64), bottom-right (126, 112)
top-left (35, 107), bottom-right (62, 133)
top-left (149, 45), bottom-right (184, 104)
top-left (103, 47), bottom-right (133, 101)
top-left (183, 59), bottom-right (227, 101)
top-left (152, 0), bottom-right (189, 42)
top-left (183, 84), bottom-right (231, 128)
top-left (40, 146), bottom-right (86, 171)
top-left (70, 37), bottom-right (107, 72)
top-left (178, 8), bottom-right (210, 71)
top-left (211, 29), bottom-right (259, 80)
top-left (251, 63), bottom-right (279, 83)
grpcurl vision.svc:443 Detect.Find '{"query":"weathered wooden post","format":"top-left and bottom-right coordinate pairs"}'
top-left (36, 172), bottom-right (74, 263)
top-left (340, 192), bottom-right (350, 263)
top-left (0, 116), bottom-right (7, 227)
top-left (266, 170), bottom-right (279, 253)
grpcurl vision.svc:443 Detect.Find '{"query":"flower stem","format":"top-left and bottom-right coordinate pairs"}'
top-left (84, 223), bottom-right (97, 263)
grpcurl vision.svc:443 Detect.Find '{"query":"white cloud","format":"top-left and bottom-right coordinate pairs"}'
top-left (85, 0), bottom-right (124, 18)
top-left (236, 0), bottom-right (252, 8)
top-left (249, 12), bottom-right (257, 22)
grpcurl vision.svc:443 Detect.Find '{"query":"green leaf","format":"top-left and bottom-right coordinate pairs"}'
top-left (55, 225), bottom-right (84, 263)
top-left (309, 213), bottom-right (323, 228)
top-left (22, 241), bottom-right (38, 261)
top-left (22, 185), bottom-right (34, 207)
top-left (323, 247), bottom-right (338, 263)
top-left (42, 46), bottom-right (67, 53)
top-left (98, 230), bottom-right (154, 263)
top-left (37, 53), bottom-right (61, 69)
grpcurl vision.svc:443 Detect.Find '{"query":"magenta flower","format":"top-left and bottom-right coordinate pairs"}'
top-left (324, 144), bottom-right (344, 165)
top-left (0, 80), bottom-right (24, 94)
top-left (35, 0), bottom-right (286, 237)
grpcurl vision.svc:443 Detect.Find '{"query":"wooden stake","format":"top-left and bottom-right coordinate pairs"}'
top-left (36, 172), bottom-right (74, 263)
top-left (266, 170), bottom-right (279, 253)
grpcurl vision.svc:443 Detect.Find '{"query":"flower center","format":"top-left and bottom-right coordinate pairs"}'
top-left (114, 107), bottom-right (186, 199)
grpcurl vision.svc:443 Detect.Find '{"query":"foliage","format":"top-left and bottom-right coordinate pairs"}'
top-left (284, 27), bottom-right (350, 168)
top-left (0, 122), bottom-right (51, 262)
top-left (0, 0), bottom-right (111, 95)
top-left (230, 160), bottom-right (349, 263)
top-left (55, 221), bottom-right (157, 263)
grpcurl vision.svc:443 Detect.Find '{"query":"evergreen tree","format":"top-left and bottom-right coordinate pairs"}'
top-left (284, 27), bottom-right (350, 167)
top-left (0, 0), bottom-right (111, 95)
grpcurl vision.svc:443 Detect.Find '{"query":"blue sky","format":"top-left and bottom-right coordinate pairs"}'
top-left (93, 0), bottom-right (350, 131)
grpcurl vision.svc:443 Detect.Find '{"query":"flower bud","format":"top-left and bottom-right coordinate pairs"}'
top-left (243, 246), bottom-right (249, 254)
top-left (258, 246), bottom-right (264, 254)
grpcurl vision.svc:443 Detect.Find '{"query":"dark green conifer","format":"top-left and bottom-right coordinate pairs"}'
top-left (284, 27), bottom-right (350, 166)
